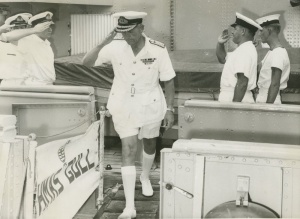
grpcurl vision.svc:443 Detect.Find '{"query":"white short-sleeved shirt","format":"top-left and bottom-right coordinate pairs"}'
top-left (18, 35), bottom-right (55, 85)
top-left (0, 41), bottom-right (28, 85)
top-left (220, 41), bottom-right (258, 91)
top-left (95, 35), bottom-right (176, 127)
top-left (258, 47), bottom-right (290, 90)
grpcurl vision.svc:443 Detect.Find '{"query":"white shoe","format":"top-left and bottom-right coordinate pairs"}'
top-left (140, 175), bottom-right (154, 197)
top-left (117, 207), bottom-right (136, 219)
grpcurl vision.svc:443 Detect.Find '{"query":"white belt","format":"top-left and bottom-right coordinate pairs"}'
top-left (114, 80), bottom-right (159, 94)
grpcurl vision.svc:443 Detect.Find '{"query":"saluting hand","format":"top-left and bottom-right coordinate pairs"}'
top-left (218, 29), bottom-right (230, 44)
top-left (0, 24), bottom-right (15, 32)
top-left (163, 111), bottom-right (174, 131)
top-left (102, 28), bottom-right (117, 45)
top-left (33, 21), bottom-right (54, 33)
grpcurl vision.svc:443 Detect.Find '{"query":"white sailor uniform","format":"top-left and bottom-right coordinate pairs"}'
top-left (0, 41), bottom-right (28, 86)
top-left (94, 35), bottom-right (176, 136)
top-left (18, 34), bottom-right (55, 85)
top-left (219, 41), bottom-right (257, 103)
top-left (256, 48), bottom-right (290, 104)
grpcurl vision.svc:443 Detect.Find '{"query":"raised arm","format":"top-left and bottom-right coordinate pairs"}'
top-left (216, 29), bottom-right (230, 64)
top-left (83, 29), bottom-right (117, 67)
top-left (0, 22), bottom-right (53, 42)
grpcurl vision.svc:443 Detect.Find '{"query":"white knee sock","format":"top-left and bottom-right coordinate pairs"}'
top-left (121, 166), bottom-right (136, 209)
top-left (141, 151), bottom-right (155, 180)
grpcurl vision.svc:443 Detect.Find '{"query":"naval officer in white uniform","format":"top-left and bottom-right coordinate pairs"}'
top-left (0, 13), bottom-right (52, 86)
top-left (83, 11), bottom-right (175, 219)
top-left (255, 14), bottom-right (290, 104)
top-left (216, 12), bottom-right (262, 103)
top-left (18, 11), bottom-right (55, 85)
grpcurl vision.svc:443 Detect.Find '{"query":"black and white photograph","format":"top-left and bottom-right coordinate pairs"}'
top-left (0, 0), bottom-right (300, 218)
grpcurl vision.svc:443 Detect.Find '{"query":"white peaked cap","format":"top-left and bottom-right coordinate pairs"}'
top-left (231, 12), bottom-right (262, 32)
top-left (28, 11), bottom-right (53, 26)
top-left (113, 11), bottom-right (147, 32)
top-left (256, 14), bottom-right (280, 27)
top-left (5, 13), bottom-right (32, 25)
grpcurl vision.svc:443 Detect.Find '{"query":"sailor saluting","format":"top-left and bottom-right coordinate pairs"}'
top-left (216, 12), bottom-right (262, 103)
top-left (83, 11), bottom-right (176, 219)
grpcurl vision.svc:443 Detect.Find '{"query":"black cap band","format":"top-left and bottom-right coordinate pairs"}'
top-left (118, 17), bottom-right (142, 26)
top-left (31, 17), bottom-right (52, 26)
top-left (260, 20), bottom-right (280, 27)
top-left (11, 21), bottom-right (27, 25)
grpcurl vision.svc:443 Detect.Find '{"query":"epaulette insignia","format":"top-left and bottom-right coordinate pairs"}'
top-left (149, 39), bottom-right (165, 48)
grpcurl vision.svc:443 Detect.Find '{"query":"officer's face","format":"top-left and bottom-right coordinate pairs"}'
top-left (121, 24), bottom-right (143, 46)
top-left (36, 25), bottom-right (53, 40)
top-left (232, 25), bottom-right (243, 44)
top-left (258, 27), bottom-right (269, 43)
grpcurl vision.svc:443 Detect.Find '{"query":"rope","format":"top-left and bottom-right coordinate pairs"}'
top-left (35, 111), bottom-right (102, 139)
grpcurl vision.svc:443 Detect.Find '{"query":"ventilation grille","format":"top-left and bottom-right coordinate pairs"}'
top-left (71, 14), bottom-right (116, 55)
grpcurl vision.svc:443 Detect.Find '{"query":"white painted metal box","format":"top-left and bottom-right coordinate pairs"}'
top-left (160, 139), bottom-right (300, 218)
top-left (179, 100), bottom-right (300, 145)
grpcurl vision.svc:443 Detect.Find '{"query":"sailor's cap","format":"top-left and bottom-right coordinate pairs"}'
top-left (231, 12), bottom-right (262, 33)
top-left (256, 14), bottom-right (280, 27)
top-left (113, 11), bottom-right (147, 33)
top-left (28, 11), bottom-right (53, 26)
top-left (5, 13), bottom-right (32, 27)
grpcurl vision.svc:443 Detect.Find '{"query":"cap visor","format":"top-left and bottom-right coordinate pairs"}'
top-left (230, 23), bottom-right (237, 27)
top-left (115, 24), bottom-right (137, 33)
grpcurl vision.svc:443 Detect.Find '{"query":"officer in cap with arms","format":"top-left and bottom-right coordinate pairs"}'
top-left (18, 11), bottom-right (55, 85)
top-left (255, 14), bottom-right (290, 104)
top-left (0, 13), bottom-right (52, 44)
top-left (0, 13), bottom-right (52, 85)
top-left (83, 11), bottom-right (175, 219)
top-left (216, 12), bottom-right (262, 103)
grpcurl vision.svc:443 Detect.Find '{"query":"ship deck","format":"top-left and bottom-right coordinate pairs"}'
top-left (74, 137), bottom-right (163, 219)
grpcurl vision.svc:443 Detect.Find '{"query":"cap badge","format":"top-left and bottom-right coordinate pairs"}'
top-left (119, 16), bottom-right (128, 25)
top-left (16, 16), bottom-right (24, 22)
top-left (46, 13), bottom-right (52, 20)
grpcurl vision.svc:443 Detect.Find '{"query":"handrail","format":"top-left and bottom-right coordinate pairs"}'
top-left (0, 85), bottom-right (94, 95)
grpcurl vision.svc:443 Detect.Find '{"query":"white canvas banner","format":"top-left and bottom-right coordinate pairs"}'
top-left (35, 121), bottom-right (100, 219)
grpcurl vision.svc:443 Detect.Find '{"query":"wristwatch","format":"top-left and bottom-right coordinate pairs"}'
top-left (167, 107), bottom-right (175, 113)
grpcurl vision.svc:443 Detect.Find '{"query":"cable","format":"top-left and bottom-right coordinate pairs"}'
top-left (36, 111), bottom-right (101, 139)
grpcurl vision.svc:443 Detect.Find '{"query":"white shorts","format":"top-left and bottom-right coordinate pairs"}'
top-left (114, 120), bottom-right (162, 140)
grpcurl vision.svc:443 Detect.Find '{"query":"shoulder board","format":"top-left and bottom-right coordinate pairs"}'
top-left (149, 39), bottom-right (165, 48)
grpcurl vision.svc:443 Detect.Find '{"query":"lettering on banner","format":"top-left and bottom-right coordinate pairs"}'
top-left (37, 149), bottom-right (95, 215)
